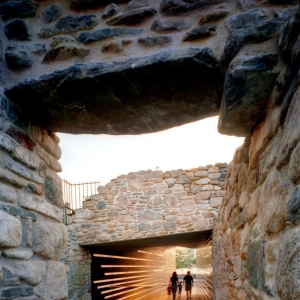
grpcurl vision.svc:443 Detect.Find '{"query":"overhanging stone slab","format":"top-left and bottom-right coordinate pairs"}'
top-left (5, 47), bottom-right (224, 135)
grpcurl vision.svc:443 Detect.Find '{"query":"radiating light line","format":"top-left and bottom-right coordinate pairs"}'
top-left (94, 253), bottom-right (164, 262)
top-left (97, 277), bottom-right (158, 289)
top-left (101, 265), bottom-right (162, 268)
top-left (104, 269), bottom-right (163, 275)
top-left (137, 250), bottom-right (164, 257)
top-left (94, 274), bottom-right (154, 284)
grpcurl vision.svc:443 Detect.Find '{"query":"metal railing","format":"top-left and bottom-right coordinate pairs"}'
top-left (62, 179), bottom-right (100, 210)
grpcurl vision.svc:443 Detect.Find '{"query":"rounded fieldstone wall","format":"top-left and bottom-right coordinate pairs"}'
top-left (68, 164), bottom-right (227, 245)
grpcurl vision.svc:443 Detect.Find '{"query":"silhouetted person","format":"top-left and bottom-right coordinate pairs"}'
top-left (169, 271), bottom-right (179, 300)
top-left (183, 271), bottom-right (194, 299)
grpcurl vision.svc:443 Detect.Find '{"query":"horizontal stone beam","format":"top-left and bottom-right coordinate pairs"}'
top-left (5, 47), bottom-right (224, 134)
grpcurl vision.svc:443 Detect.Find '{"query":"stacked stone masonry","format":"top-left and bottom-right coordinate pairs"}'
top-left (0, 94), bottom-right (68, 299)
top-left (0, 0), bottom-right (300, 299)
top-left (68, 164), bottom-right (227, 245)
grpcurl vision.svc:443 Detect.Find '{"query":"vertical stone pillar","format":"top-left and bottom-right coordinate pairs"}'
top-left (0, 93), bottom-right (68, 299)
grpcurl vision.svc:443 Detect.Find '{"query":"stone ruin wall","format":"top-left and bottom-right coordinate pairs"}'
top-left (0, 96), bottom-right (68, 299)
top-left (0, 0), bottom-right (300, 299)
top-left (68, 165), bottom-right (227, 245)
top-left (212, 30), bottom-right (300, 300)
top-left (63, 165), bottom-right (227, 300)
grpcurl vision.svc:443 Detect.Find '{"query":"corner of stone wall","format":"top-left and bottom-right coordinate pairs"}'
top-left (0, 91), bottom-right (68, 300)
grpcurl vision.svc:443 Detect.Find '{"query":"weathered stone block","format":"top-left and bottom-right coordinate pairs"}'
top-left (42, 4), bottom-right (62, 23)
top-left (261, 171), bottom-right (289, 233)
top-left (1, 203), bottom-right (37, 221)
top-left (45, 172), bottom-right (63, 208)
top-left (5, 50), bottom-right (33, 70)
top-left (210, 197), bottom-right (223, 207)
top-left (0, 0), bottom-right (37, 21)
top-left (0, 183), bottom-right (17, 203)
top-left (219, 54), bottom-right (280, 136)
top-left (179, 200), bottom-right (196, 212)
top-left (183, 25), bottom-right (217, 41)
top-left (39, 15), bottom-right (98, 38)
top-left (19, 192), bottom-right (63, 222)
top-left (102, 3), bottom-right (119, 19)
top-left (5, 20), bottom-right (31, 41)
top-left (276, 228), bottom-right (300, 299)
top-left (5, 261), bottom-right (46, 286)
top-left (38, 261), bottom-right (68, 300)
top-left (115, 193), bottom-right (128, 207)
top-left (138, 209), bottom-right (156, 220)
top-left (0, 210), bottom-right (22, 248)
top-left (287, 186), bottom-right (300, 224)
top-left (161, 0), bottom-right (226, 15)
top-left (193, 219), bottom-right (208, 230)
top-left (163, 221), bottom-right (176, 231)
top-left (246, 239), bottom-right (266, 291)
top-left (0, 286), bottom-right (34, 299)
top-left (3, 156), bottom-right (43, 184)
top-left (107, 7), bottom-right (157, 25)
top-left (138, 36), bottom-right (172, 47)
top-left (151, 18), bottom-right (191, 32)
top-left (2, 248), bottom-right (33, 260)
top-left (32, 220), bottom-right (67, 260)
top-left (138, 222), bottom-right (152, 231)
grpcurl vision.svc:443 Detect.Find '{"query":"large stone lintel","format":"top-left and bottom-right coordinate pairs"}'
top-left (5, 48), bottom-right (224, 135)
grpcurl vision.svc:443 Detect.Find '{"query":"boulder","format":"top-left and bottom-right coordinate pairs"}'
top-left (0, 0), bottom-right (37, 21)
top-left (218, 54), bottom-right (280, 136)
top-left (106, 7), bottom-right (157, 25)
top-left (5, 47), bottom-right (223, 134)
top-left (5, 20), bottom-right (31, 41)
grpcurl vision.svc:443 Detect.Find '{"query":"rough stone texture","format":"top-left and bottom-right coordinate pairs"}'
top-left (276, 228), bottom-right (300, 300)
top-left (102, 3), bottom-right (119, 19)
top-left (0, 0), bottom-right (37, 21)
top-left (5, 51), bottom-right (33, 70)
top-left (183, 25), bottom-right (217, 41)
top-left (151, 18), bottom-right (191, 32)
top-left (42, 4), bottom-right (62, 23)
top-left (43, 45), bottom-right (90, 62)
top-left (32, 220), bottom-right (67, 260)
top-left (138, 36), bottom-right (172, 46)
top-left (38, 261), bottom-right (68, 300)
top-left (161, 0), bottom-right (226, 15)
top-left (106, 7), bottom-right (157, 25)
top-left (0, 210), bottom-right (22, 248)
top-left (219, 54), bottom-right (280, 136)
top-left (5, 48), bottom-right (223, 134)
top-left (39, 15), bottom-right (98, 38)
top-left (287, 186), bottom-right (300, 224)
top-left (72, 165), bottom-right (226, 245)
top-left (5, 20), bottom-right (31, 41)
top-left (78, 28), bottom-right (143, 45)
top-left (246, 239), bottom-right (266, 291)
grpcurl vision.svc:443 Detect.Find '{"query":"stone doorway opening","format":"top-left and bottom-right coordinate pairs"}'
top-left (85, 230), bottom-right (212, 300)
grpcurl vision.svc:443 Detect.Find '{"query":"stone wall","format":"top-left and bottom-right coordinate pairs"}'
top-left (212, 15), bottom-right (300, 300)
top-left (68, 164), bottom-right (227, 245)
top-left (0, 92), bottom-right (68, 300)
top-left (61, 226), bottom-right (91, 300)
